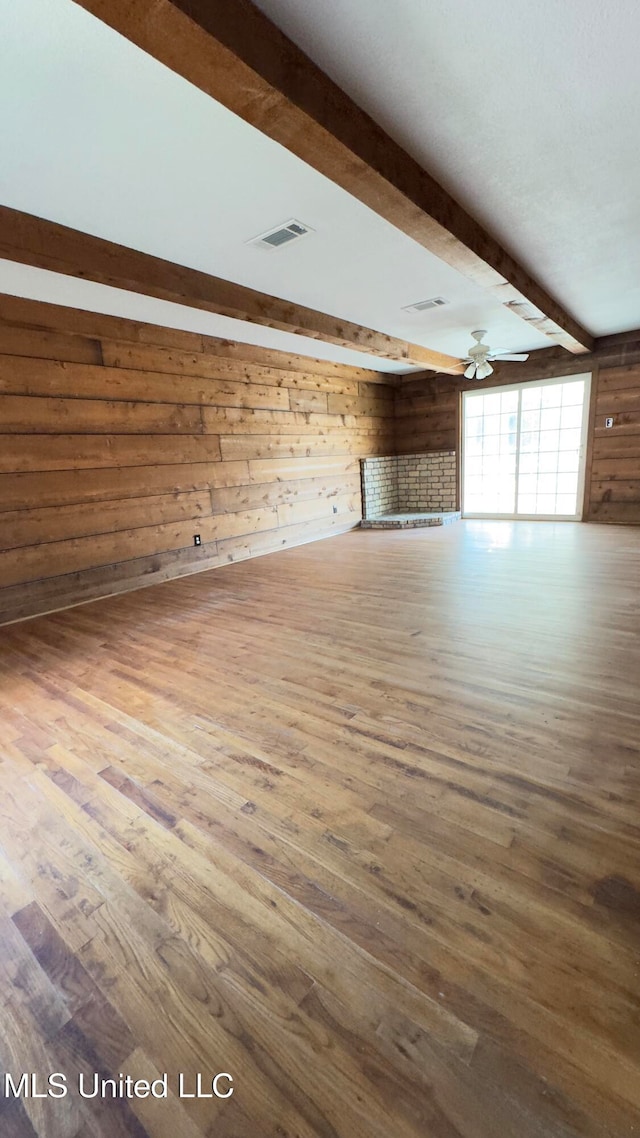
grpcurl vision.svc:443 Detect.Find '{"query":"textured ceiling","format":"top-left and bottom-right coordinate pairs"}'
top-left (3, 0), bottom-right (638, 371)
top-left (0, 0), bottom-right (561, 372)
top-left (255, 0), bottom-right (640, 338)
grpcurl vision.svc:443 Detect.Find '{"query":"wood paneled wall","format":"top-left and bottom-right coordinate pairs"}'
top-left (3, 294), bottom-right (638, 627)
top-left (0, 296), bottom-right (395, 624)
top-left (394, 377), bottom-right (458, 456)
top-left (590, 364), bottom-right (640, 523)
top-left (395, 332), bottom-right (640, 525)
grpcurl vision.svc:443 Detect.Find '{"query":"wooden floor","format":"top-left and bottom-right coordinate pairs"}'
top-left (1, 521), bottom-right (639, 1138)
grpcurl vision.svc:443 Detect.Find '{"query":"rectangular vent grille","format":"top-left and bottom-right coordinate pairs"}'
top-left (249, 220), bottom-right (312, 250)
top-left (402, 296), bottom-right (448, 313)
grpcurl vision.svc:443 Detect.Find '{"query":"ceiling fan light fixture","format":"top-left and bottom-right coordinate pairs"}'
top-left (462, 331), bottom-right (528, 381)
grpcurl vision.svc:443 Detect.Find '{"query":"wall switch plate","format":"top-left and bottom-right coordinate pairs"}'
top-left (605, 417), bottom-right (614, 428)
top-left (193, 534), bottom-right (202, 546)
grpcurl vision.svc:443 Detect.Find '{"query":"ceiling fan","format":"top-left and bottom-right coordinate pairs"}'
top-left (463, 330), bottom-right (529, 380)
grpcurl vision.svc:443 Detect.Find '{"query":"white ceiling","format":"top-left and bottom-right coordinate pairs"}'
top-left (2, 0), bottom-right (639, 374)
top-left (0, 260), bottom-right (413, 373)
top-left (0, 0), bottom-right (558, 373)
top-left (255, 0), bottom-right (640, 338)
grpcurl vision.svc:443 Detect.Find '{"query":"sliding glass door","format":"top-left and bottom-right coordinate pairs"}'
top-left (462, 374), bottom-right (591, 519)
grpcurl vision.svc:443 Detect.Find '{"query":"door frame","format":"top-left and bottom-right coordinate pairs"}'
top-left (460, 372), bottom-right (592, 521)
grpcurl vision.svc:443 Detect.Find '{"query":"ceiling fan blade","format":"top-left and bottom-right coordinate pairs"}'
top-left (490, 352), bottom-right (530, 362)
top-left (464, 362), bottom-right (477, 379)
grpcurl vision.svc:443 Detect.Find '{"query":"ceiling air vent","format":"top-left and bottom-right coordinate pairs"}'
top-left (249, 219), bottom-right (313, 250)
top-left (402, 296), bottom-right (449, 313)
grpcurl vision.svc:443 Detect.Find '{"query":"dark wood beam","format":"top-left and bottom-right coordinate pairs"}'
top-left (72, 0), bottom-right (593, 356)
top-left (0, 207), bottom-right (463, 374)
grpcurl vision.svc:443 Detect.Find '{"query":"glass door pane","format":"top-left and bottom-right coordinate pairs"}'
top-left (463, 388), bottom-right (519, 515)
top-left (516, 379), bottom-right (585, 516)
top-left (463, 375), bottom-right (589, 519)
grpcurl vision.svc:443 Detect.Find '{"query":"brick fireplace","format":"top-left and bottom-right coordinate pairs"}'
top-left (360, 451), bottom-right (460, 528)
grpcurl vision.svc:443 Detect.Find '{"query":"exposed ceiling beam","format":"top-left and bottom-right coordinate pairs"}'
top-left (0, 207), bottom-right (463, 374)
top-left (402, 324), bottom-right (640, 385)
top-left (72, 0), bottom-right (594, 356)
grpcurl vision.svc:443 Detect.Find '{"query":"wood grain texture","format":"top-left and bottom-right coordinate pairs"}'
top-left (0, 292), bottom-right (394, 383)
top-left (0, 296), bottom-right (394, 620)
top-left (589, 364), bottom-right (640, 523)
top-left (1, 521), bottom-right (639, 1136)
top-left (73, 0), bottom-right (592, 354)
top-left (395, 352), bottom-right (640, 525)
top-left (0, 207), bottom-right (462, 373)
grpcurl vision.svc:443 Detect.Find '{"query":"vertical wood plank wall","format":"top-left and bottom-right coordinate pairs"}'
top-left (395, 344), bottom-right (640, 525)
top-left (0, 296), bottom-right (395, 624)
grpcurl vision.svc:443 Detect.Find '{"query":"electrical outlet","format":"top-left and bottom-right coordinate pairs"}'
top-left (193, 534), bottom-right (202, 546)
top-left (605, 417), bottom-right (614, 428)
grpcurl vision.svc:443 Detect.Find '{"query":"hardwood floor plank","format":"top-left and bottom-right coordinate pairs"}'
top-left (0, 1097), bottom-right (40, 1138)
top-left (0, 521), bottom-right (639, 1136)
